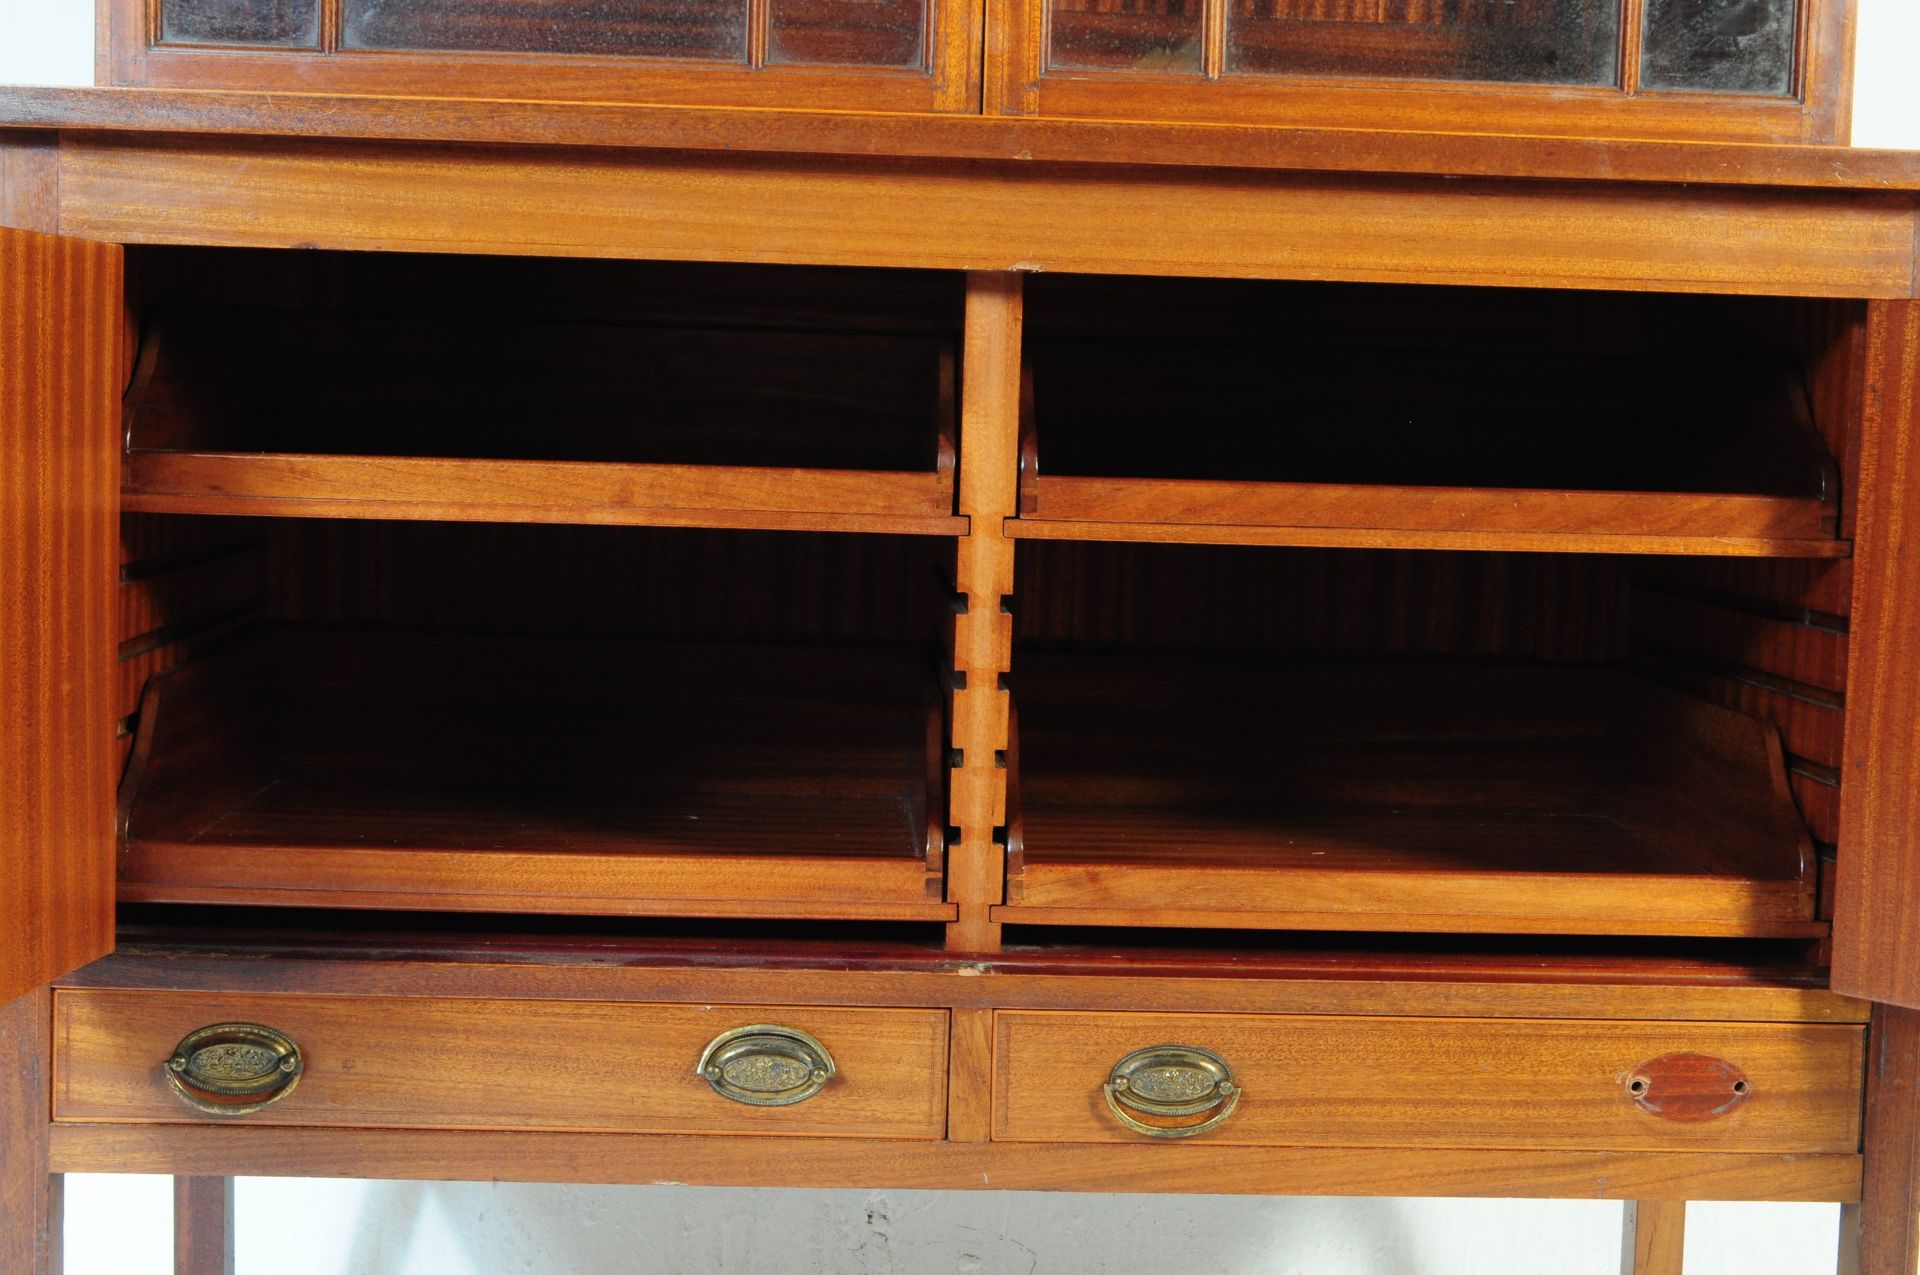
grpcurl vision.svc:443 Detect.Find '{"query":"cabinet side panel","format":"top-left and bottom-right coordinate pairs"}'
top-left (0, 226), bottom-right (122, 1002)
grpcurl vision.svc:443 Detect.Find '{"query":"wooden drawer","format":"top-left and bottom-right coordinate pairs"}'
top-left (54, 991), bottom-right (948, 1139)
top-left (993, 1011), bottom-right (1864, 1152)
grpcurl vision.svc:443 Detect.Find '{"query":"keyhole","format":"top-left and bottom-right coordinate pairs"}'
top-left (1628, 1077), bottom-right (1650, 1097)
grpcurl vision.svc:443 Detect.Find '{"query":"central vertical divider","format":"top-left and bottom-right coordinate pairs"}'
top-left (946, 271), bottom-right (1024, 954)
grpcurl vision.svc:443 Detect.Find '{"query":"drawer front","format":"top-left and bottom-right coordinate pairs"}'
top-left (56, 992), bottom-right (948, 1139)
top-left (994, 1012), bottom-right (1863, 1152)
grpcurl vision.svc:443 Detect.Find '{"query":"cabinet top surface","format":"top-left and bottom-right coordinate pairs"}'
top-left (4, 86), bottom-right (1920, 193)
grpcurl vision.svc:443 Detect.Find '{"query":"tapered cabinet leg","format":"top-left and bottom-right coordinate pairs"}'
top-left (1, 989), bottom-right (58, 1274)
top-left (175, 1176), bottom-right (237, 1275)
top-left (1841, 1006), bottom-right (1920, 1275)
top-left (1622, 1200), bottom-right (1686, 1275)
top-left (47, 1175), bottom-right (65, 1274)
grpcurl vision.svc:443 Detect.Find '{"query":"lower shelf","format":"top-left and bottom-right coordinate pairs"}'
top-left (119, 630), bottom-right (952, 921)
top-left (1004, 656), bottom-right (1821, 938)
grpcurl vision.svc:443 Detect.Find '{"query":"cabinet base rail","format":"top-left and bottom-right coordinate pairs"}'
top-left (46, 1127), bottom-right (1862, 1201)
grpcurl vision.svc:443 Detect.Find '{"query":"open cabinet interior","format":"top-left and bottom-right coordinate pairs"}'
top-left (120, 250), bottom-right (964, 534)
top-left (110, 247), bottom-right (971, 925)
top-left (1014, 276), bottom-right (1848, 555)
top-left (999, 274), bottom-right (1860, 946)
top-left (1002, 540), bottom-right (1842, 938)
top-left (117, 516), bottom-right (955, 920)
top-left (111, 252), bottom-right (1859, 962)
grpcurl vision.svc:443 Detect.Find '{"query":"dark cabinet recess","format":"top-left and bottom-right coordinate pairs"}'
top-left (120, 630), bottom-right (950, 920)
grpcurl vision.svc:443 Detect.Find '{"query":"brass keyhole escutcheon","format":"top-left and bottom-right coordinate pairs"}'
top-left (1104, 1044), bottom-right (1240, 1139)
top-left (164, 1023), bottom-right (304, 1116)
top-left (696, 1025), bottom-right (836, 1107)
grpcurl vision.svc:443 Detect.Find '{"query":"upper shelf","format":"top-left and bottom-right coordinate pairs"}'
top-left (1012, 341), bottom-right (1844, 557)
top-left (122, 308), bottom-right (962, 535)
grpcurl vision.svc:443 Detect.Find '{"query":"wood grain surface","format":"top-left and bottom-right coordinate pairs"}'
top-left (1832, 299), bottom-right (1920, 1007)
top-left (993, 1011), bottom-right (1864, 1152)
top-left (46, 1125), bottom-right (1865, 1201)
top-left (56, 991), bottom-right (951, 1139)
top-left (9, 88), bottom-right (1920, 190)
top-left (0, 225), bottom-right (120, 1003)
top-left (0, 991), bottom-right (56, 1275)
top-left (55, 138), bottom-right (1920, 298)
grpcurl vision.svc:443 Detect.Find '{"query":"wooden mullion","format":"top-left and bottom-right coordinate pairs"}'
top-left (749, 0), bottom-right (771, 70)
top-left (1202, 0), bottom-right (1226, 81)
top-left (1619, 0), bottom-right (1646, 94)
top-left (321, 0), bottom-right (341, 52)
top-left (947, 1007), bottom-right (994, 1142)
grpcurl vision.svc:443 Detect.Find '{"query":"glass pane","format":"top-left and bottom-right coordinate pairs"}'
top-left (1226, 0), bottom-right (1620, 87)
top-left (1048, 0), bottom-right (1203, 74)
top-left (1641, 0), bottom-right (1795, 95)
top-left (767, 0), bottom-right (926, 67)
top-left (342, 0), bottom-right (750, 61)
top-left (159, 0), bottom-right (322, 46)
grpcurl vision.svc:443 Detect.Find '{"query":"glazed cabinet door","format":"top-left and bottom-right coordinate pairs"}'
top-left (106, 0), bottom-right (982, 112)
top-left (987, 0), bottom-right (1851, 143)
top-left (0, 225), bottom-right (122, 1004)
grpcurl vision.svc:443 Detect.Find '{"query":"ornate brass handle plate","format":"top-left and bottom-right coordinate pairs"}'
top-left (164, 1023), bottom-right (303, 1116)
top-left (697, 1025), bottom-right (836, 1107)
top-left (1104, 1044), bottom-right (1240, 1139)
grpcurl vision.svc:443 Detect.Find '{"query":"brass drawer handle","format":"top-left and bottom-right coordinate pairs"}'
top-left (164, 1023), bottom-right (303, 1116)
top-left (697, 1025), bottom-right (836, 1107)
top-left (1104, 1044), bottom-right (1240, 1139)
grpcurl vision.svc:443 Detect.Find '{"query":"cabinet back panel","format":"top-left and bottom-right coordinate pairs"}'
top-left (263, 521), bottom-right (947, 646)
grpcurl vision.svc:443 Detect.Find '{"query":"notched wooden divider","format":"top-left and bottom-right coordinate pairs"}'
top-left (946, 272), bottom-right (1023, 952)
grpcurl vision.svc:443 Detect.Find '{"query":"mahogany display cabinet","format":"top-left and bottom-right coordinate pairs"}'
top-left (6, 2), bottom-right (1920, 1271)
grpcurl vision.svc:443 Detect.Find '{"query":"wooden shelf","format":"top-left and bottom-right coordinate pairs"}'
top-left (1001, 656), bottom-right (1820, 938)
top-left (122, 311), bottom-right (962, 534)
top-left (1013, 343), bottom-right (1844, 557)
top-left (118, 630), bottom-right (953, 921)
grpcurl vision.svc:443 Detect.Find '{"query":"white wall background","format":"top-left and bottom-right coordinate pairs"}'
top-left (5, 1), bottom-right (1917, 1270)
